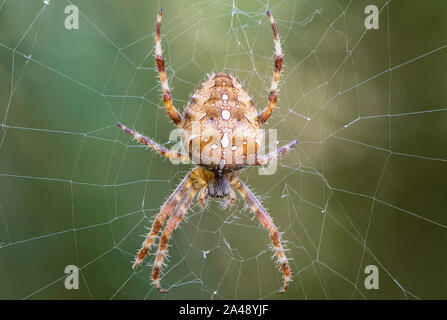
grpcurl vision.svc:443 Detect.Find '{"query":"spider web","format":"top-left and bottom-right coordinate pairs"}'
top-left (0, 0), bottom-right (446, 300)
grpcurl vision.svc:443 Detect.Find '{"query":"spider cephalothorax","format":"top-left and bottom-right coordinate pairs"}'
top-left (117, 9), bottom-right (298, 293)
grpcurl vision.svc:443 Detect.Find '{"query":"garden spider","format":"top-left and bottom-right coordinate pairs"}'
top-left (117, 9), bottom-right (298, 293)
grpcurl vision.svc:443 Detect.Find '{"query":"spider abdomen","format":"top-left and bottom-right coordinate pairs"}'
top-left (182, 73), bottom-right (263, 173)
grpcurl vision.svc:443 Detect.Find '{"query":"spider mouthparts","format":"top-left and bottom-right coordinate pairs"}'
top-left (266, 10), bottom-right (271, 16)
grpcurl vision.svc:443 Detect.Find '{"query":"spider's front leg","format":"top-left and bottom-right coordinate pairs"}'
top-left (152, 172), bottom-right (206, 293)
top-left (231, 178), bottom-right (291, 293)
top-left (133, 172), bottom-right (196, 269)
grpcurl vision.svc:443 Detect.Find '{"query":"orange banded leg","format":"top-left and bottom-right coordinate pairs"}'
top-left (133, 172), bottom-right (195, 269)
top-left (155, 8), bottom-right (182, 126)
top-left (117, 123), bottom-right (189, 163)
top-left (152, 179), bottom-right (204, 292)
top-left (259, 10), bottom-right (283, 125)
top-left (255, 139), bottom-right (299, 166)
top-left (231, 178), bottom-right (290, 293)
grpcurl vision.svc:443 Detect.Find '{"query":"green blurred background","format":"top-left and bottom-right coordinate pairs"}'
top-left (0, 0), bottom-right (446, 299)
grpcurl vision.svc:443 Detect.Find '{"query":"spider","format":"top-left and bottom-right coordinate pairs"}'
top-left (117, 9), bottom-right (298, 293)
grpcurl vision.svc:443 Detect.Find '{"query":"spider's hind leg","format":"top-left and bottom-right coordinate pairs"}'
top-left (155, 8), bottom-right (183, 126)
top-left (259, 11), bottom-right (283, 125)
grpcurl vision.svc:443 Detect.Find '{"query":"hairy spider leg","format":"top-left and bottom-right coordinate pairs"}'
top-left (259, 10), bottom-right (283, 125)
top-left (255, 139), bottom-right (299, 166)
top-left (228, 187), bottom-right (236, 206)
top-left (231, 178), bottom-right (291, 293)
top-left (152, 170), bottom-right (206, 292)
top-left (198, 187), bottom-right (209, 208)
top-left (155, 8), bottom-right (182, 126)
top-left (117, 123), bottom-right (189, 163)
top-left (133, 172), bottom-right (196, 269)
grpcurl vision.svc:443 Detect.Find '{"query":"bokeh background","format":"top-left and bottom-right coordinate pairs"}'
top-left (0, 0), bottom-right (446, 299)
